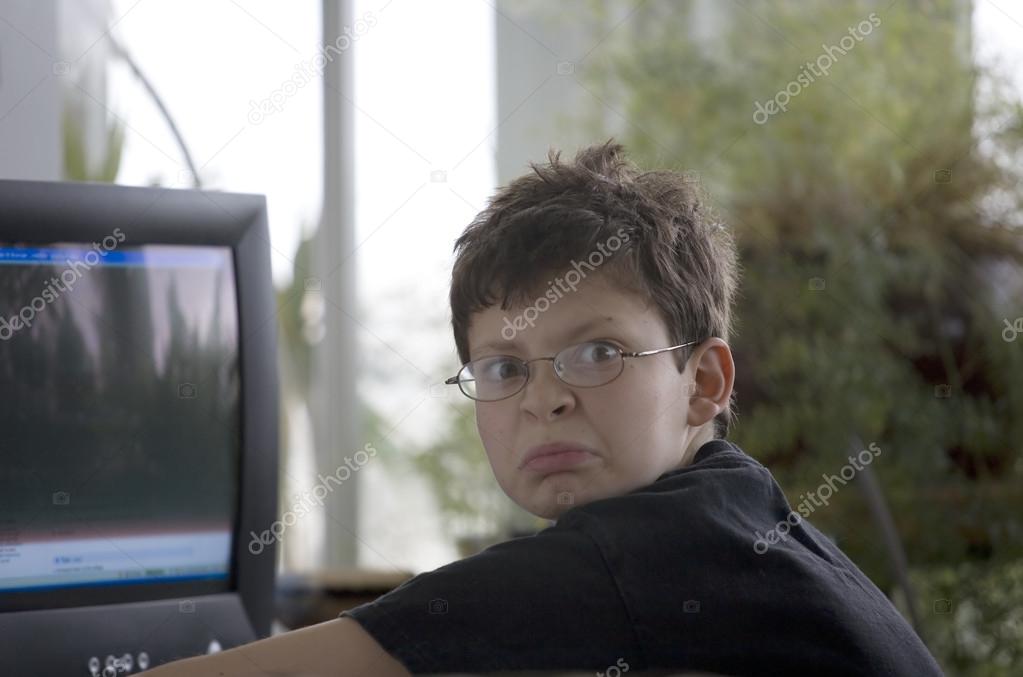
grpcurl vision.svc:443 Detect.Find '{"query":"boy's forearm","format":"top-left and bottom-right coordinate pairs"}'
top-left (143, 617), bottom-right (410, 677)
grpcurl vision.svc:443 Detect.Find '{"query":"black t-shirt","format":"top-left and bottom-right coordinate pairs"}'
top-left (340, 439), bottom-right (944, 675)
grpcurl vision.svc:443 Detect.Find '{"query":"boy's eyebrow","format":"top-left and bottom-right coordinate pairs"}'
top-left (475, 317), bottom-right (616, 355)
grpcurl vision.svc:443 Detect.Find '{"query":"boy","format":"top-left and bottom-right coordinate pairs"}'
top-left (148, 141), bottom-right (944, 675)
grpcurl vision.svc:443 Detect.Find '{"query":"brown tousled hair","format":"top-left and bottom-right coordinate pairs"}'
top-left (449, 139), bottom-right (740, 437)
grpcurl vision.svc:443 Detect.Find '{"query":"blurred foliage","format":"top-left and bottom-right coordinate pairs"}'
top-left (910, 559), bottom-right (1023, 674)
top-left (276, 234), bottom-right (318, 399)
top-left (62, 98), bottom-right (124, 183)
top-left (518, 0), bottom-right (1023, 673)
top-left (275, 234), bottom-right (313, 533)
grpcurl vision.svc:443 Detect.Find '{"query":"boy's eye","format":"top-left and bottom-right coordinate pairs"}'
top-left (482, 358), bottom-right (525, 381)
top-left (573, 341), bottom-right (619, 364)
top-left (562, 340), bottom-right (621, 363)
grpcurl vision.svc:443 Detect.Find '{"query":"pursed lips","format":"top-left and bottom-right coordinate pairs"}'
top-left (519, 441), bottom-right (599, 471)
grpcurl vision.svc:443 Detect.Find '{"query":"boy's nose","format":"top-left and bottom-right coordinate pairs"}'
top-left (519, 361), bottom-right (575, 419)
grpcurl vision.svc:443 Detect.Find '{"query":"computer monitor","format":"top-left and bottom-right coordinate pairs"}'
top-left (0, 179), bottom-right (279, 675)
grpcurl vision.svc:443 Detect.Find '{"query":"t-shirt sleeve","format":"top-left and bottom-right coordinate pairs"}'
top-left (339, 521), bottom-right (644, 674)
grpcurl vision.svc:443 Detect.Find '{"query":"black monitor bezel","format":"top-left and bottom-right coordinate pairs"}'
top-left (0, 179), bottom-right (278, 637)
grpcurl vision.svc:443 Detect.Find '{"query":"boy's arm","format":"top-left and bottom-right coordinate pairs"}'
top-left (142, 617), bottom-right (410, 677)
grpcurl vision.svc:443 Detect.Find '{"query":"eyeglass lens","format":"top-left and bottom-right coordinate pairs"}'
top-left (460, 341), bottom-right (624, 401)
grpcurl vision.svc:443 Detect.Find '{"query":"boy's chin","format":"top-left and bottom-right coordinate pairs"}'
top-left (526, 504), bottom-right (563, 522)
top-left (512, 475), bottom-right (613, 520)
top-left (525, 490), bottom-right (586, 521)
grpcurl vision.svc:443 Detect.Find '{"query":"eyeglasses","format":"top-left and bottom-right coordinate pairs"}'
top-left (445, 338), bottom-right (702, 402)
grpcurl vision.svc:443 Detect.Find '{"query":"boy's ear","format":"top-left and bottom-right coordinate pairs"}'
top-left (685, 338), bottom-right (735, 427)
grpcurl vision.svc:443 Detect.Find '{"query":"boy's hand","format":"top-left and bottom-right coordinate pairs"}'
top-left (142, 617), bottom-right (410, 677)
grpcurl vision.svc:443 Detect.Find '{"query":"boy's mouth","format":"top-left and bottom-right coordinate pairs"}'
top-left (521, 449), bottom-right (596, 473)
top-left (519, 441), bottom-right (599, 471)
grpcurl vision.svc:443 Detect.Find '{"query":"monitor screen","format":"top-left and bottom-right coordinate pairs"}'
top-left (0, 243), bottom-right (240, 599)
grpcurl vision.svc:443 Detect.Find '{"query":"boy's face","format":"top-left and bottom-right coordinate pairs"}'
top-left (466, 269), bottom-right (734, 520)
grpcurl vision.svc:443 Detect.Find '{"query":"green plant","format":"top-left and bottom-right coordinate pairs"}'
top-left (910, 559), bottom-right (1023, 676)
top-left (62, 98), bottom-right (124, 183)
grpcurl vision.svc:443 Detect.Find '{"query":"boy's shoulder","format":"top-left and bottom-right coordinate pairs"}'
top-left (554, 437), bottom-right (771, 529)
top-left (663, 437), bottom-right (767, 477)
top-left (548, 439), bottom-right (943, 675)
